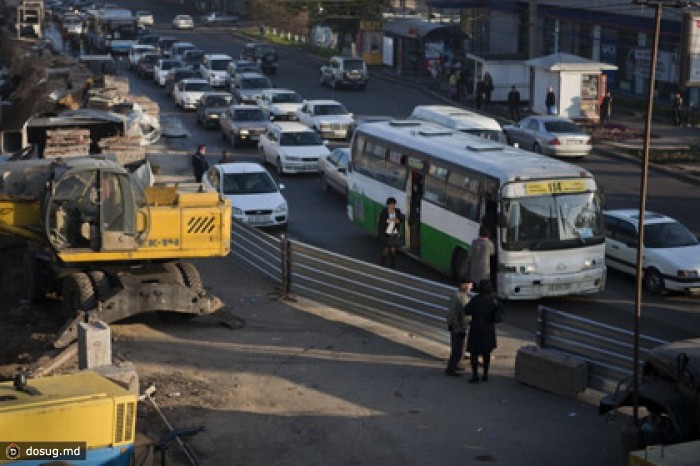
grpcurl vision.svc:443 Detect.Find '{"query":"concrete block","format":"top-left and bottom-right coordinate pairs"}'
top-left (78, 320), bottom-right (111, 370)
top-left (90, 361), bottom-right (139, 396)
top-left (515, 345), bottom-right (587, 398)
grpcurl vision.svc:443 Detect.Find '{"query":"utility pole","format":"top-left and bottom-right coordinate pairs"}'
top-left (630, 0), bottom-right (691, 427)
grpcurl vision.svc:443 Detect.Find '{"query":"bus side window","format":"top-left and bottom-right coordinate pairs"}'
top-left (424, 175), bottom-right (446, 206)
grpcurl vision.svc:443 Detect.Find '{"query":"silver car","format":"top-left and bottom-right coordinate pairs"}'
top-left (230, 72), bottom-right (272, 104)
top-left (503, 116), bottom-right (592, 158)
top-left (319, 147), bottom-right (349, 198)
top-left (220, 105), bottom-right (270, 147)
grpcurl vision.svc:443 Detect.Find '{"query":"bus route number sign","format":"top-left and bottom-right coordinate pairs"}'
top-left (525, 180), bottom-right (586, 195)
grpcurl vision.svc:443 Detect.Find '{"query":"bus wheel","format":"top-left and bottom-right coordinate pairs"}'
top-left (451, 249), bottom-right (469, 282)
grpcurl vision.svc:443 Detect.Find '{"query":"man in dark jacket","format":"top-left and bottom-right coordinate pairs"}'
top-left (377, 197), bottom-right (404, 268)
top-left (508, 85), bottom-right (521, 121)
top-left (192, 144), bottom-right (209, 183)
top-left (464, 279), bottom-right (501, 383)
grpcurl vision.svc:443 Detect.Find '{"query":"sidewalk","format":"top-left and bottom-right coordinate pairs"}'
top-left (370, 67), bottom-right (700, 183)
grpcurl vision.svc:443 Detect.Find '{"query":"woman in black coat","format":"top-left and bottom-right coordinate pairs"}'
top-left (464, 279), bottom-right (500, 383)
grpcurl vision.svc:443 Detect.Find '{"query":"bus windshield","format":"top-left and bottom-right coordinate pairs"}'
top-left (502, 192), bottom-right (604, 251)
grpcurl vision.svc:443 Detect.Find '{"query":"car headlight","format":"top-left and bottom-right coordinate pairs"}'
top-left (240, 129), bottom-right (249, 135)
top-left (233, 207), bottom-right (243, 216)
top-left (583, 257), bottom-right (604, 269)
top-left (319, 124), bottom-right (331, 131)
top-left (274, 203), bottom-right (287, 214)
top-left (677, 270), bottom-right (699, 278)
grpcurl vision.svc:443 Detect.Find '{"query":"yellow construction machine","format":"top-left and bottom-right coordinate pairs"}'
top-left (0, 157), bottom-right (231, 346)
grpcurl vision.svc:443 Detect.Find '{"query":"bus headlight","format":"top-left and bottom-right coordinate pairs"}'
top-left (274, 203), bottom-right (287, 214)
top-left (500, 264), bottom-right (536, 274)
top-left (519, 264), bottom-right (537, 274)
top-left (583, 257), bottom-right (604, 269)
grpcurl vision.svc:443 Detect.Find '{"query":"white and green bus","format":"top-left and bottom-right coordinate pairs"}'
top-left (347, 120), bottom-right (606, 300)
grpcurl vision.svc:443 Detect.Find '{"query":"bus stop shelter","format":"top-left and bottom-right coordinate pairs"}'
top-left (382, 19), bottom-right (467, 76)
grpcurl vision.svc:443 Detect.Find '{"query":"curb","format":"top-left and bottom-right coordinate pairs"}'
top-left (594, 143), bottom-right (700, 185)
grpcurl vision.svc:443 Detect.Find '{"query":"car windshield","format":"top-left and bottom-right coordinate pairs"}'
top-left (184, 82), bottom-right (211, 91)
top-left (315, 104), bottom-right (348, 116)
top-left (544, 121), bottom-right (584, 134)
top-left (172, 70), bottom-right (196, 80)
top-left (205, 95), bottom-right (232, 106)
top-left (211, 60), bottom-right (230, 71)
top-left (272, 92), bottom-right (302, 104)
top-left (344, 59), bottom-right (364, 71)
top-left (645, 222), bottom-right (699, 248)
top-left (461, 129), bottom-right (508, 144)
top-left (184, 51), bottom-right (204, 62)
top-left (161, 61), bottom-right (181, 70)
top-left (502, 192), bottom-right (605, 251)
top-left (233, 109), bottom-right (266, 121)
top-left (142, 54), bottom-right (158, 64)
top-left (256, 45), bottom-right (275, 56)
top-left (222, 172), bottom-right (277, 195)
top-left (280, 131), bottom-right (323, 146)
top-left (241, 78), bottom-right (271, 89)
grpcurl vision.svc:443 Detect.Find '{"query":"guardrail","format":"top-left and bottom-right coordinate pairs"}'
top-left (230, 220), bottom-right (452, 343)
top-left (231, 220), bottom-right (671, 392)
top-left (536, 305), bottom-right (669, 392)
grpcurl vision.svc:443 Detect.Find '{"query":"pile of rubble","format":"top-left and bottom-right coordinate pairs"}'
top-left (43, 129), bottom-right (90, 158)
top-left (98, 134), bottom-right (145, 165)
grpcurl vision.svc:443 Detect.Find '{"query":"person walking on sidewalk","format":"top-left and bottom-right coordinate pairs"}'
top-left (672, 92), bottom-right (683, 126)
top-left (445, 277), bottom-right (473, 377)
top-left (483, 72), bottom-right (494, 104)
top-left (508, 85), bottom-right (521, 121)
top-left (475, 76), bottom-right (485, 110)
top-left (600, 91), bottom-right (612, 124)
top-left (545, 86), bottom-right (556, 115)
top-left (464, 279), bottom-right (501, 383)
top-left (377, 197), bottom-right (404, 268)
top-left (191, 144), bottom-right (209, 183)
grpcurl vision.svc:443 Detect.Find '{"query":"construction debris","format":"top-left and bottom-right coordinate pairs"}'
top-left (43, 129), bottom-right (91, 158)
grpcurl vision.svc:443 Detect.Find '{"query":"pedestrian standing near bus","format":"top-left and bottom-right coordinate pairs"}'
top-left (464, 279), bottom-right (501, 383)
top-left (445, 277), bottom-right (473, 377)
top-left (191, 144), bottom-right (209, 183)
top-left (465, 226), bottom-right (495, 290)
top-left (377, 197), bottom-right (404, 268)
top-left (672, 92), bottom-right (683, 126)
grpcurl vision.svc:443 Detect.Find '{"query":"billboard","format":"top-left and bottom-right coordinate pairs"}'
top-left (682, 11), bottom-right (700, 87)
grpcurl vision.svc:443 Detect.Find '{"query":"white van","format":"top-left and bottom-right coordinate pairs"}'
top-left (200, 53), bottom-right (233, 87)
top-left (409, 105), bottom-right (508, 144)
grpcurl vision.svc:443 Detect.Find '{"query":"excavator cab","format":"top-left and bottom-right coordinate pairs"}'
top-left (47, 165), bottom-right (147, 252)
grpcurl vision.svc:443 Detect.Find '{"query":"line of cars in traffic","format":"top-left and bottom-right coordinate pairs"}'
top-left (126, 29), bottom-right (363, 230)
top-left (123, 27), bottom-right (698, 293)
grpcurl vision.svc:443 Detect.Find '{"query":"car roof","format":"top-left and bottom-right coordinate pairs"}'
top-left (180, 78), bottom-right (208, 84)
top-left (274, 122), bottom-right (314, 132)
top-left (230, 104), bottom-right (263, 110)
top-left (604, 209), bottom-right (675, 225)
top-left (264, 88), bottom-right (296, 94)
top-left (217, 162), bottom-right (268, 174)
top-left (172, 41), bottom-right (195, 47)
top-left (528, 116), bottom-right (577, 123)
top-left (206, 53), bottom-right (232, 60)
top-left (238, 72), bottom-right (267, 79)
top-left (202, 91), bottom-right (231, 97)
top-left (306, 99), bottom-right (343, 106)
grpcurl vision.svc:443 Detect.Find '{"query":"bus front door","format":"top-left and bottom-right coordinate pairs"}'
top-left (407, 171), bottom-right (424, 253)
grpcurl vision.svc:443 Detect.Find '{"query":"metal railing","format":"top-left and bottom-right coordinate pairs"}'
top-left (231, 220), bottom-right (670, 392)
top-left (537, 305), bottom-right (669, 392)
top-left (230, 220), bottom-right (452, 343)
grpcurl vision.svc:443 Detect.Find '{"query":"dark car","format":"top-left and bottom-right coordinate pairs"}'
top-left (600, 338), bottom-right (700, 446)
top-left (182, 49), bottom-right (205, 70)
top-left (196, 92), bottom-right (233, 128)
top-left (240, 43), bottom-right (278, 75)
top-left (137, 34), bottom-right (160, 47)
top-left (156, 36), bottom-right (178, 57)
top-left (164, 67), bottom-right (198, 96)
top-left (136, 53), bottom-right (160, 79)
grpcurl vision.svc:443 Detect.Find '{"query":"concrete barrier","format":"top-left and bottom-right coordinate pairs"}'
top-left (515, 345), bottom-right (587, 398)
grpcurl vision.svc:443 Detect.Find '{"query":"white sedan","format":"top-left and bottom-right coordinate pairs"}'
top-left (172, 15), bottom-right (194, 30)
top-left (173, 79), bottom-right (212, 110)
top-left (604, 209), bottom-right (700, 294)
top-left (202, 162), bottom-right (288, 229)
top-left (259, 122), bottom-right (331, 175)
top-left (296, 99), bottom-right (356, 140)
top-left (257, 89), bottom-right (304, 121)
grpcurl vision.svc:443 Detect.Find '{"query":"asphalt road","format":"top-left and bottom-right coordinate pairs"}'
top-left (110, 13), bottom-right (700, 344)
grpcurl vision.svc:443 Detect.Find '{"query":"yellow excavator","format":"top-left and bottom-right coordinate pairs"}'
top-left (0, 156), bottom-right (231, 347)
